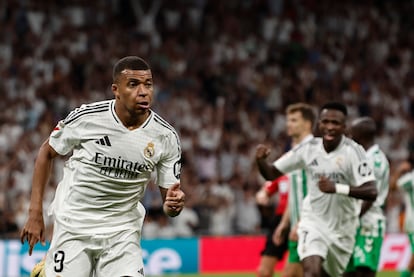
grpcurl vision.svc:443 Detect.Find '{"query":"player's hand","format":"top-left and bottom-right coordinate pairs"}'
top-left (255, 188), bottom-right (270, 206)
top-left (397, 161), bottom-right (411, 174)
top-left (163, 183), bottom-right (185, 217)
top-left (272, 222), bottom-right (288, 245)
top-left (20, 210), bottom-right (46, 255)
top-left (317, 176), bottom-right (335, 193)
top-left (255, 144), bottom-right (271, 161)
top-left (289, 223), bottom-right (299, 242)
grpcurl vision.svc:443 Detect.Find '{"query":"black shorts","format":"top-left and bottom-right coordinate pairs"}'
top-left (260, 215), bottom-right (289, 260)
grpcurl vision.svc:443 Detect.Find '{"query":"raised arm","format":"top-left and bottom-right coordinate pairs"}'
top-left (20, 139), bottom-right (60, 255)
top-left (255, 144), bottom-right (284, 181)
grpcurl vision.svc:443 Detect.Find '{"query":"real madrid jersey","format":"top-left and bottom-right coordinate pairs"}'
top-left (48, 100), bottom-right (181, 234)
top-left (397, 170), bottom-right (414, 233)
top-left (274, 136), bottom-right (375, 235)
top-left (360, 144), bottom-right (389, 234)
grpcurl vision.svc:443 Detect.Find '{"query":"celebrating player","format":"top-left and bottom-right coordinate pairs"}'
top-left (20, 56), bottom-right (185, 277)
top-left (256, 102), bottom-right (377, 277)
top-left (344, 117), bottom-right (390, 277)
top-left (256, 102), bottom-right (315, 277)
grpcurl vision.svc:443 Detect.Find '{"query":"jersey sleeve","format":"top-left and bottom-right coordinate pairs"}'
top-left (397, 171), bottom-right (414, 190)
top-left (48, 119), bottom-right (81, 155)
top-left (274, 148), bottom-right (305, 174)
top-left (348, 145), bottom-right (376, 187)
top-left (156, 131), bottom-right (182, 189)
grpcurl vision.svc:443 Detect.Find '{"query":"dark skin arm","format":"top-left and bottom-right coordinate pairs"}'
top-left (20, 139), bottom-right (59, 255)
top-left (318, 176), bottom-right (377, 201)
top-left (255, 144), bottom-right (284, 181)
top-left (359, 201), bottom-right (373, 217)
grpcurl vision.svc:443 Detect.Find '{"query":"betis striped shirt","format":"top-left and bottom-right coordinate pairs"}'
top-left (287, 134), bottom-right (313, 226)
top-left (360, 144), bottom-right (389, 237)
top-left (397, 170), bottom-right (414, 233)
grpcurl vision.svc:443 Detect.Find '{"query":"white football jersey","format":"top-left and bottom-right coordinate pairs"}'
top-left (275, 136), bottom-right (375, 235)
top-left (360, 144), bottom-right (389, 234)
top-left (48, 100), bottom-right (181, 234)
top-left (397, 170), bottom-right (414, 233)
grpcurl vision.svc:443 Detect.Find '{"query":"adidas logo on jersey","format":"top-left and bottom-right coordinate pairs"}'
top-left (95, 135), bottom-right (112, 146)
top-left (309, 158), bottom-right (318, 166)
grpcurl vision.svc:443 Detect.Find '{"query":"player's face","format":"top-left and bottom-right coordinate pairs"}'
top-left (318, 109), bottom-right (346, 150)
top-left (112, 69), bottom-right (154, 116)
top-left (286, 111), bottom-right (308, 138)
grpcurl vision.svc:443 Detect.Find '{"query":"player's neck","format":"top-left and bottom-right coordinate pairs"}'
top-left (361, 141), bottom-right (374, 151)
top-left (115, 106), bottom-right (150, 130)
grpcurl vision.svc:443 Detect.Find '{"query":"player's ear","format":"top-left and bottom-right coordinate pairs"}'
top-left (111, 84), bottom-right (120, 99)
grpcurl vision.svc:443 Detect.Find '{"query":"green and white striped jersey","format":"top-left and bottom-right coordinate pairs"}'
top-left (359, 144), bottom-right (389, 236)
top-left (287, 134), bottom-right (313, 226)
top-left (397, 169), bottom-right (414, 233)
top-left (288, 168), bottom-right (307, 225)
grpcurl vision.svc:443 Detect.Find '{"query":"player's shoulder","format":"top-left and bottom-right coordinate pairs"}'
top-left (294, 136), bottom-right (320, 150)
top-left (148, 110), bottom-right (180, 137)
top-left (309, 137), bottom-right (321, 145)
top-left (342, 136), bottom-right (369, 160)
top-left (63, 99), bottom-right (113, 125)
top-left (343, 136), bottom-right (364, 151)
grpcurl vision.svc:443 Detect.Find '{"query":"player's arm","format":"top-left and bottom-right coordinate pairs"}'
top-left (159, 183), bottom-right (185, 217)
top-left (256, 177), bottom-right (283, 205)
top-left (255, 144), bottom-right (284, 180)
top-left (20, 139), bottom-right (60, 255)
top-left (273, 206), bottom-right (290, 245)
top-left (318, 176), bottom-right (377, 201)
top-left (359, 200), bottom-right (373, 217)
top-left (389, 161), bottom-right (411, 191)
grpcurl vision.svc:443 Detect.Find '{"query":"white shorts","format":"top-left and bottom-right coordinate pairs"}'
top-left (297, 221), bottom-right (355, 277)
top-left (45, 224), bottom-right (144, 277)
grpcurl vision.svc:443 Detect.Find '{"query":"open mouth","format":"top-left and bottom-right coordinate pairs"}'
top-left (137, 101), bottom-right (149, 109)
top-left (323, 133), bottom-right (336, 141)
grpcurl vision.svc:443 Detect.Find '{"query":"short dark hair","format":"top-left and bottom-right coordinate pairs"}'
top-left (320, 102), bottom-right (348, 116)
top-left (351, 117), bottom-right (377, 140)
top-left (112, 56), bottom-right (150, 82)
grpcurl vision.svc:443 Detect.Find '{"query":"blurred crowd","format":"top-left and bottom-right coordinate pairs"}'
top-left (1, 0), bottom-right (413, 239)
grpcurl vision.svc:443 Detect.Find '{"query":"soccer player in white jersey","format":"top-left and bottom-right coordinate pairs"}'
top-left (256, 102), bottom-right (377, 277)
top-left (20, 56), bottom-right (185, 277)
top-left (390, 160), bottom-right (414, 277)
top-left (343, 117), bottom-right (390, 277)
top-left (256, 103), bottom-right (315, 277)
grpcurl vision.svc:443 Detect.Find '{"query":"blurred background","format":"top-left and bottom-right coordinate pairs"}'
top-left (0, 0), bottom-right (413, 275)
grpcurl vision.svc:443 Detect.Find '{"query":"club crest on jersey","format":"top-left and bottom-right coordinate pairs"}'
top-left (144, 142), bottom-right (155, 158)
